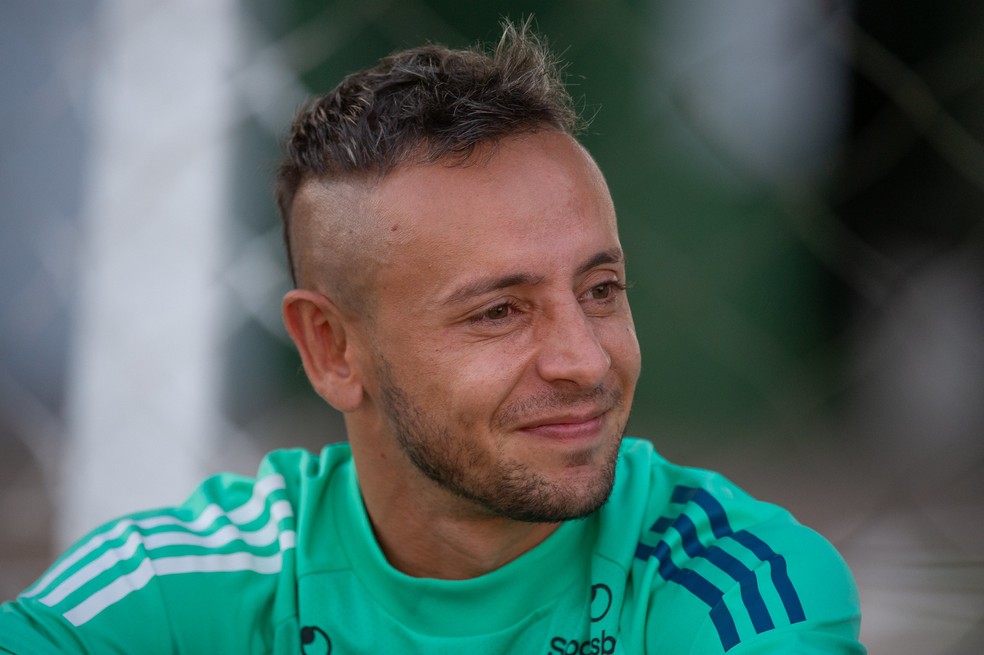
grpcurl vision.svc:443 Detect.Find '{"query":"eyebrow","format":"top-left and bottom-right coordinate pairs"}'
top-left (575, 247), bottom-right (624, 277)
top-left (441, 247), bottom-right (624, 306)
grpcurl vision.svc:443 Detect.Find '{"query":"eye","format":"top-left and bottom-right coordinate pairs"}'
top-left (586, 281), bottom-right (626, 302)
top-left (466, 299), bottom-right (526, 328)
top-left (484, 303), bottom-right (512, 321)
top-left (590, 283), bottom-right (614, 300)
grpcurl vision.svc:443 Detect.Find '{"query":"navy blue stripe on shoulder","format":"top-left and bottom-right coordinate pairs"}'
top-left (671, 486), bottom-right (730, 539)
top-left (635, 484), bottom-right (807, 651)
top-left (730, 530), bottom-right (806, 624)
top-left (636, 539), bottom-right (740, 651)
top-left (650, 516), bottom-right (674, 534)
top-left (672, 513), bottom-right (774, 634)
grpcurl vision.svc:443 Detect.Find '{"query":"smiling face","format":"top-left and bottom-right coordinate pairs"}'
top-left (346, 131), bottom-right (641, 522)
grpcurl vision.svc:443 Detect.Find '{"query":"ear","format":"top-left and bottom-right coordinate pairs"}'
top-left (282, 289), bottom-right (365, 412)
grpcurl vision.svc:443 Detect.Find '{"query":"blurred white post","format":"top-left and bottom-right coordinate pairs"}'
top-left (60, 0), bottom-right (239, 546)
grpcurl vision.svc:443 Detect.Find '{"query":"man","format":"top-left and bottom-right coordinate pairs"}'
top-left (0, 22), bottom-right (864, 654)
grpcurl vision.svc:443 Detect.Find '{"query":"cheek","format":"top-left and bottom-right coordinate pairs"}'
top-left (431, 325), bottom-right (532, 378)
top-left (452, 360), bottom-right (526, 413)
top-left (434, 338), bottom-right (534, 420)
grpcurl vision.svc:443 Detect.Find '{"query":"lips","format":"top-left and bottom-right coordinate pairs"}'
top-left (516, 409), bottom-right (609, 441)
top-left (497, 386), bottom-right (623, 441)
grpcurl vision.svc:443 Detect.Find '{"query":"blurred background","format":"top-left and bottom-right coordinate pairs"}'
top-left (1, 0), bottom-right (982, 651)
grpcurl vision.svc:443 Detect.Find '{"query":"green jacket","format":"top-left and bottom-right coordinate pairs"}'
top-left (0, 438), bottom-right (864, 653)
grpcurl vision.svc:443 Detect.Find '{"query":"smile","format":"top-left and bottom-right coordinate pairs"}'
top-left (517, 411), bottom-right (608, 442)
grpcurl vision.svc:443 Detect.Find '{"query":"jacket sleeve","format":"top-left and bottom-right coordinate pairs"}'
top-left (680, 519), bottom-right (865, 655)
top-left (0, 542), bottom-right (177, 655)
top-left (0, 463), bottom-right (299, 655)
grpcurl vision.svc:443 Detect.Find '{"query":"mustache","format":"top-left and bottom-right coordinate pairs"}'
top-left (492, 384), bottom-right (624, 430)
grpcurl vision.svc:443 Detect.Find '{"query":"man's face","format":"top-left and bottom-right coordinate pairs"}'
top-left (356, 131), bottom-right (641, 522)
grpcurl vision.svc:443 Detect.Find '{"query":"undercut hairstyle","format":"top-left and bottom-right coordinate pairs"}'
top-left (276, 19), bottom-right (582, 288)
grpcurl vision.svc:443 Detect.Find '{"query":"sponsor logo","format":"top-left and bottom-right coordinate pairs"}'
top-left (300, 625), bottom-right (332, 655)
top-left (549, 631), bottom-right (617, 655)
top-left (590, 584), bottom-right (612, 622)
top-left (549, 584), bottom-right (617, 654)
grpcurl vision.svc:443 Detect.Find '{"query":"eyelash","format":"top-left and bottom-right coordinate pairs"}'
top-left (586, 280), bottom-right (628, 302)
top-left (470, 280), bottom-right (628, 324)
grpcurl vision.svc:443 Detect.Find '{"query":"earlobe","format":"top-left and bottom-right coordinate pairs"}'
top-left (282, 289), bottom-right (364, 412)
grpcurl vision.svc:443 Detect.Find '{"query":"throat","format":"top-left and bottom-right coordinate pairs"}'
top-left (368, 502), bottom-right (561, 580)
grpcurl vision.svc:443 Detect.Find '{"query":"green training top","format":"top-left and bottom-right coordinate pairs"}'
top-left (0, 438), bottom-right (864, 654)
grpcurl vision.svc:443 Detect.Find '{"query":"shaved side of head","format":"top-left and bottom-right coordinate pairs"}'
top-left (288, 178), bottom-right (389, 317)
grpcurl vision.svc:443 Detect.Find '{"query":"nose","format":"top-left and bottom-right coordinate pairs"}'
top-left (535, 301), bottom-right (612, 389)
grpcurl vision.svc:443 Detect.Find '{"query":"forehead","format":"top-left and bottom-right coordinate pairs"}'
top-left (371, 132), bottom-right (619, 277)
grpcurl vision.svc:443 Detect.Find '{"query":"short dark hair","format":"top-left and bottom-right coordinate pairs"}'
top-left (276, 19), bottom-right (581, 285)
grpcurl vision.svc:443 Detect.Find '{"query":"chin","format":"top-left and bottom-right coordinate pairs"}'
top-left (508, 481), bottom-right (615, 523)
top-left (490, 453), bottom-right (619, 523)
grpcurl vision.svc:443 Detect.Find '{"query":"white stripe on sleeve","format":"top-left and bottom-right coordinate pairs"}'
top-left (24, 474), bottom-right (289, 600)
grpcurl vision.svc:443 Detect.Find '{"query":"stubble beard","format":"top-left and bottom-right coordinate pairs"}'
top-left (374, 357), bottom-right (626, 523)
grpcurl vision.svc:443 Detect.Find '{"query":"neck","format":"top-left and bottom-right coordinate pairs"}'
top-left (374, 500), bottom-right (559, 580)
top-left (350, 441), bottom-right (560, 580)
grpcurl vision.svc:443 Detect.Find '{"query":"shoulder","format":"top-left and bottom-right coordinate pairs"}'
top-left (606, 438), bottom-right (863, 653)
top-left (1, 443), bottom-right (352, 654)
